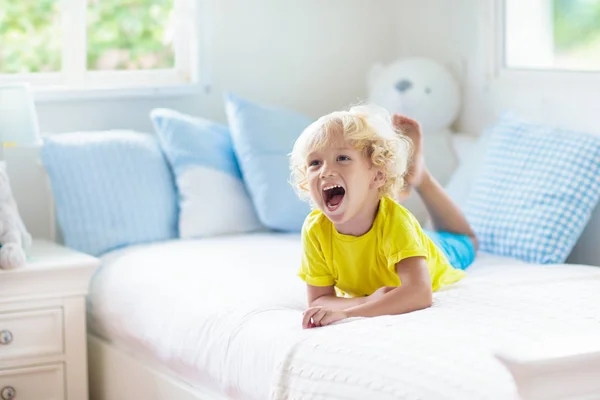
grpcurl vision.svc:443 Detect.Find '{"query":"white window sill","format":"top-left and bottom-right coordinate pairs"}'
top-left (32, 83), bottom-right (207, 103)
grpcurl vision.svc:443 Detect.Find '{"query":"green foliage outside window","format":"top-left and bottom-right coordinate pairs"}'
top-left (5, 0), bottom-right (598, 75)
top-left (0, 0), bottom-right (174, 74)
top-left (87, 0), bottom-right (174, 70)
top-left (554, 0), bottom-right (600, 51)
top-left (0, 0), bottom-right (62, 73)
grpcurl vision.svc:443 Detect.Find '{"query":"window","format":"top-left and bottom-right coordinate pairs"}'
top-left (0, 0), bottom-right (198, 91)
top-left (503, 0), bottom-right (600, 72)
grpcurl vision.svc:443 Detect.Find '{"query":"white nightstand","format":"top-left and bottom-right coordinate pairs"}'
top-left (0, 240), bottom-right (100, 400)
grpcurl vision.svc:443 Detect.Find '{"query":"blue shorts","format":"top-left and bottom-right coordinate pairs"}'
top-left (424, 230), bottom-right (476, 271)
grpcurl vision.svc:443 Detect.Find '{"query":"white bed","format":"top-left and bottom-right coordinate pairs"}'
top-left (84, 233), bottom-right (600, 400)
top-left (88, 233), bottom-right (306, 400)
top-left (8, 136), bottom-right (600, 400)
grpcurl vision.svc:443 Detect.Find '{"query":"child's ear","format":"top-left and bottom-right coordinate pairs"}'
top-left (372, 169), bottom-right (386, 189)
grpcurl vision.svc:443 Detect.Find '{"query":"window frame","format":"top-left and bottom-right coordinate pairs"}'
top-left (0, 0), bottom-right (202, 101)
top-left (489, 0), bottom-right (600, 88)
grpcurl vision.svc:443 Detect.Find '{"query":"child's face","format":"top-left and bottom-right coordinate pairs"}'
top-left (305, 128), bottom-right (383, 227)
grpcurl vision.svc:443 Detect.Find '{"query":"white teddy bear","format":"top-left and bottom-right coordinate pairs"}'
top-left (368, 57), bottom-right (462, 222)
top-left (368, 57), bottom-right (461, 185)
top-left (0, 163), bottom-right (32, 269)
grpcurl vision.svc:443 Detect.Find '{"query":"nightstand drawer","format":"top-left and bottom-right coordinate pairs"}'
top-left (0, 308), bottom-right (63, 361)
top-left (0, 364), bottom-right (65, 400)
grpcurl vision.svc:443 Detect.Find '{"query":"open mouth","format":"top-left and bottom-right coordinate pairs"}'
top-left (322, 185), bottom-right (346, 212)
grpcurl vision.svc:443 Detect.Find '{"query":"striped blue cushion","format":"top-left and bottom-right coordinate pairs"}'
top-left (41, 131), bottom-right (178, 256)
top-left (464, 114), bottom-right (600, 264)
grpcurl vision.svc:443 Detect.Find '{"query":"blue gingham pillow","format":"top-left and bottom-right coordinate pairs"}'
top-left (464, 114), bottom-right (600, 264)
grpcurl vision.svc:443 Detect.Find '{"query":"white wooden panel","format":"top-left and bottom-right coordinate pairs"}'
top-left (0, 308), bottom-right (63, 361)
top-left (0, 364), bottom-right (65, 400)
top-left (88, 335), bottom-right (228, 400)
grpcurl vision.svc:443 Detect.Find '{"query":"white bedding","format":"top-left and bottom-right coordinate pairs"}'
top-left (88, 233), bottom-right (308, 399)
top-left (87, 233), bottom-right (600, 400)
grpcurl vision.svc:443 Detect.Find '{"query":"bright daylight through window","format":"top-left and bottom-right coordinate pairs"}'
top-left (0, 0), bottom-right (196, 89)
top-left (504, 0), bottom-right (600, 72)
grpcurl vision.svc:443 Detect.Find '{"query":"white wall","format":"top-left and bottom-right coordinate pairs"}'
top-left (395, 0), bottom-right (600, 136)
top-left (35, 0), bottom-right (399, 134)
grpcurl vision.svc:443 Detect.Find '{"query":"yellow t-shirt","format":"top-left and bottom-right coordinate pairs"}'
top-left (297, 196), bottom-right (465, 297)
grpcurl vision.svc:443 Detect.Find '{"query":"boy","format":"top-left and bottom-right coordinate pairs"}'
top-left (289, 105), bottom-right (477, 329)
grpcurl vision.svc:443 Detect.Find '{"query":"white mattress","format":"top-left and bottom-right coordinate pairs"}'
top-left (88, 233), bottom-right (308, 399)
top-left (87, 233), bottom-right (600, 400)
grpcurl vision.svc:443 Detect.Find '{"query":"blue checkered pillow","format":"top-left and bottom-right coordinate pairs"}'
top-left (464, 114), bottom-right (600, 264)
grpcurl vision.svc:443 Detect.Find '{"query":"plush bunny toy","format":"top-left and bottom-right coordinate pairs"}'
top-left (0, 162), bottom-right (31, 269)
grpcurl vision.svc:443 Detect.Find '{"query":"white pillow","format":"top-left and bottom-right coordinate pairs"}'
top-left (151, 109), bottom-right (262, 238)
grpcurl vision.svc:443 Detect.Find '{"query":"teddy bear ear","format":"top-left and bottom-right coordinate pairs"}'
top-left (367, 63), bottom-right (386, 90)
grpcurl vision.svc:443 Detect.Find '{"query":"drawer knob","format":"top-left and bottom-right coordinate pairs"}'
top-left (1, 386), bottom-right (15, 400)
top-left (0, 330), bottom-right (12, 345)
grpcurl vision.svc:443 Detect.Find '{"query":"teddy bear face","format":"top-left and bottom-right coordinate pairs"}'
top-left (368, 58), bottom-right (461, 132)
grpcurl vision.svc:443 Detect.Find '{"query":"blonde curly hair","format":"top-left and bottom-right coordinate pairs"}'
top-left (289, 104), bottom-right (412, 202)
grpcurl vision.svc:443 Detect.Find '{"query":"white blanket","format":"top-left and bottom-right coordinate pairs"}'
top-left (271, 261), bottom-right (600, 399)
top-left (89, 233), bottom-right (308, 399)
top-left (87, 233), bottom-right (600, 400)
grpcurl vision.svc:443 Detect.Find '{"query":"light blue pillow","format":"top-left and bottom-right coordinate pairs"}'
top-left (41, 130), bottom-right (178, 256)
top-left (150, 108), bottom-right (262, 238)
top-left (224, 93), bottom-right (312, 231)
top-left (464, 113), bottom-right (600, 264)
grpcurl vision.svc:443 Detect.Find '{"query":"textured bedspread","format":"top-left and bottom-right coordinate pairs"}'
top-left (271, 262), bottom-right (600, 400)
top-left (87, 233), bottom-right (600, 400)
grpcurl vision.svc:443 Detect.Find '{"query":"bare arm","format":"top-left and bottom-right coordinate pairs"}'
top-left (344, 256), bottom-right (432, 318)
top-left (417, 171), bottom-right (478, 250)
top-left (307, 284), bottom-right (367, 309)
top-left (301, 257), bottom-right (432, 328)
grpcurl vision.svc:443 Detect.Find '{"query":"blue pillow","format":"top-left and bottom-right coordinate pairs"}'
top-left (150, 108), bottom-right (262, 238)
top-left (41, 131), bottom-right (178, 256)
top-left (464, 114), bottom-right (600, 264)
top-left (224, 93), bottom-right (312, 231)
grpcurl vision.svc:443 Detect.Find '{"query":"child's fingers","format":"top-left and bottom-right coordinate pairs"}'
top-left (311, 308), bottom-right (329, 327)
top-left (301, 307), bottom-right (322, 329)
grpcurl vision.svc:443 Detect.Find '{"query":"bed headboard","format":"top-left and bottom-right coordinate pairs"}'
top-left (6, 143), bottom-right (600, 267)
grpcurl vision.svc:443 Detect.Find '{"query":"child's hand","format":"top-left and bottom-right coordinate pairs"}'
top-left (302, 306), bottom-right (347, 329)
